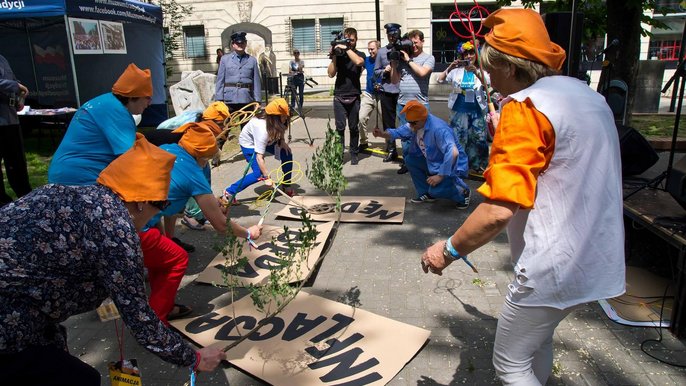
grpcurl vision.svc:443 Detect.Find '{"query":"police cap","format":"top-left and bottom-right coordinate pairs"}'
top-left (384, 23), bottom-right (402, 34)
top-left (231, 31), bottom-right (247, 44)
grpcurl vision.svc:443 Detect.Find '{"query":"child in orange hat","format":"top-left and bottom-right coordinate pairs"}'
top-left (224, 98), bottom-right (295, 200)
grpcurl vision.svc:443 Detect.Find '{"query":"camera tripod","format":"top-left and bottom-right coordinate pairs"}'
top-left (282, 74), bottom-right (314, 145)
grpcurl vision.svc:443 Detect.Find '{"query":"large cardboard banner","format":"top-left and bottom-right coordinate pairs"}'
top-left (172, 291), bottom-right (430, 385)
top-left (196, 222), bottom-right (334, 286)
top-left (275, 196), bottom-right (405, 223)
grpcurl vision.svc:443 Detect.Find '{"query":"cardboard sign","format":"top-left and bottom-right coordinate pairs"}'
top-left (108, 359), bottom-right (141, 386)
top-left (196, 222), bottom-right (334, 286)
top-left (171, 291), bottom-right (430, 385)
top-left (275, 196), bottom-right (405, 223)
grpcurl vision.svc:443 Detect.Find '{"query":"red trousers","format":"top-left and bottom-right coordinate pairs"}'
top-left (138, 228), bottom-right (188, 325)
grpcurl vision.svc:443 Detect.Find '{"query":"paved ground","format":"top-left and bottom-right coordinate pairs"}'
top-left (65, 99), bottom-right (686, 385)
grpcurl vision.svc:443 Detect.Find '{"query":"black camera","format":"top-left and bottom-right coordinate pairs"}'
top-left (387, 34), bottom-right (413, 61)
top-left (330, 30), bottom-right (351, 57)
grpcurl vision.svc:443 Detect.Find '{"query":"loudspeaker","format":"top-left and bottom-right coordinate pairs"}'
top-left (543, 12), bottom-right (584, 78)
top-left (667, 155), bottom-right (686, 211)
top-left (617, 125), bottom-right (659, 177)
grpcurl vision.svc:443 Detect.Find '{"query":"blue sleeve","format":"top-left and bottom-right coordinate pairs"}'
top-left (437, 129), bottom-right (457, 176)
top-left (388, 124), bottom-right (414, 141)
top-left (0, 79), bottom-right (18, 96)
top-left (253, 57), bottom-right (262, 102)
top-left (215, 58), bottom-right (225, 100)
top-left (100, 104), bottom-right (137, 155)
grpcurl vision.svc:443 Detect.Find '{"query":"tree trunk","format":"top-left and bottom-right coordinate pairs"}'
top-left (605, 0), bottom-right (643, 126)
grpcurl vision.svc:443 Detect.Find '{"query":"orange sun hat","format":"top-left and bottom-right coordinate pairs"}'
top-left (97, 133), bottom-right (175, 202)
top-left (400, 100), bottom-right (428, 122)
top-left (483, 8), bottom-right (566, 71)
top-left (202, 101), bottom-right (230, 122)
top-left (112, 63), bottom-right (153, 97)
top-left (265, 98), bottom-right (289, 116)
top-left (178, 124), bottom-right (219, 159)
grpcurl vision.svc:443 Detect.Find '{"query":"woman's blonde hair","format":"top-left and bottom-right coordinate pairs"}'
top-left (480, 43), bottom-right (559, 87)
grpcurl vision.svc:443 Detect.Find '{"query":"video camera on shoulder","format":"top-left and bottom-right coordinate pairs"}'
top-left (387, 33), bottom-right (413, 61)
top-left (330, 30), bottom-right (351, 57)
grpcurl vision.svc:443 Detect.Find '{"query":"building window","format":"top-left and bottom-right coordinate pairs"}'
top-left (319, 17), bottom-right (344, 50)
top-left (430, 2), bottom-right (499, 71)
top-left (292, 19), bottom-right (316, 53)
top-left (183, 25), bottom-right (205, 58)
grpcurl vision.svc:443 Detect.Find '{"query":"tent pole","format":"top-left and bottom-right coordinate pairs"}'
top-left (24, 20), bottom-right (40, 106)
top-left (64, 15), bottom-right (81, 107)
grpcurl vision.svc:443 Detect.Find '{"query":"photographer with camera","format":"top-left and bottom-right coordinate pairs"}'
top-left (327, 27), bottom-right (365, 165)
top-left (374, 23), bottom-right (402, 162)
top-left (437, 41), bottom-right (490, 175)
top-left (390, 29), bottom-right (435, 174)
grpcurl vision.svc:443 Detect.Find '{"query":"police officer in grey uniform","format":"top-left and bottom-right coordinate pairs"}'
top-left (374, 23), bottom-right (401, 162)
top-left (215, 31), bottom-right (262, 113)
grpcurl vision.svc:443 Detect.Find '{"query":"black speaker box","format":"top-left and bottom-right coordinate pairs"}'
top-left (617, 125), bottom-right (659, 177)
top-left (543, 12), bottom-right (584, 78)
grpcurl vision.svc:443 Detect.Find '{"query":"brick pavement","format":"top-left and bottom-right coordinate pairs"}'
top-left (65, 99), bottom-right (686, 386)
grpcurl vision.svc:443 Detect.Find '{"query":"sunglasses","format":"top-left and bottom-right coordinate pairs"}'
top-left (149, 200), bottom-right (171, 211)
top-left (407, 120), bottom-right (418, 125)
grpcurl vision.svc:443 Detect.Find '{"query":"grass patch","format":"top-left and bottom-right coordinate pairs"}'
top-left (631, 114), bottom-right (686, 138)
top-left (3, 135), bottom-right (52, 199)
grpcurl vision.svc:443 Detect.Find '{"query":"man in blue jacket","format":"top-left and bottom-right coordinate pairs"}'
top-left (215, 31), bottom-right (262, 112)
top-left (373, 100), bottom-right (471, 209)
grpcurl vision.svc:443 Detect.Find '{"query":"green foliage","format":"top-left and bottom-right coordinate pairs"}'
top-left (152, 1), bottom-right (193, 75)
top-left (306, 122), bottom-right (347, 208)
top-left (246, 211), bottom-right (319, 314)
top-left (495, 0), bottom-right (671, 41)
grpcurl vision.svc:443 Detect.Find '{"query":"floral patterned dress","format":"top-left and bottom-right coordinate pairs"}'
top-left (0, 184), bottom-right (195, 366)
top-left (446, 67), bottom-right (490, 173)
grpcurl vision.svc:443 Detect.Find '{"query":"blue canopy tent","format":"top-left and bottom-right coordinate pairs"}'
top-left (0, 0), bottom-right (167, 126)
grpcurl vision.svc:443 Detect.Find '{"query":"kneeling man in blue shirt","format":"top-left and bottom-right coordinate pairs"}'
top-left (373, 100), bottom-right (471, 209)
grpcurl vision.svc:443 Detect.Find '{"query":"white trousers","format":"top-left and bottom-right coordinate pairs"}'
top-left (357, 91), bottom-right (380, 145)
top-left (492, 299), bottom-right (573, 386)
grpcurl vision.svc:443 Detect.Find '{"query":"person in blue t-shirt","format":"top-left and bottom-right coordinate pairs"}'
top-left (140, 124), bottom-right (262, 324)
top-left (357, 40), bottom-right (381, 151)
top-left (48, 63), bottom-right (153, 185)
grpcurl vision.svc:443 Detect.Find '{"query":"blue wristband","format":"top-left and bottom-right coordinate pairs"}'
top-left (445, 236), bottom-right (461, 259)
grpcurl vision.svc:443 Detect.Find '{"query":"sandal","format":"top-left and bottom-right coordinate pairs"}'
top-left (167, 304), bottom-right (193, 320)
top-left (181, 216), bottom-right (204, 231)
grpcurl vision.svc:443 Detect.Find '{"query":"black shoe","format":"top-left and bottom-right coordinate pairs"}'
top-left (359, 143), bottom-right (369, 151)
top-left (171, 237), bottom-right (195, 253)
top-left (397, 164), bottom-right (408, 174)
top-left (383, 151), bottom-right (397, 163)
top-left (351, 153), bottom-right (359, 165)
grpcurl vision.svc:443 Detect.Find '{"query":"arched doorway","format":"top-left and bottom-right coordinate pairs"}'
top-left (220, 23), bottom-right (276, 79)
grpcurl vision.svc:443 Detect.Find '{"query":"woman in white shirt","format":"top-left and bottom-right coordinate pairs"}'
top-left (224, 98), bottom-right (294, 200)
top-left (436, 41), bottom-right (490, 174)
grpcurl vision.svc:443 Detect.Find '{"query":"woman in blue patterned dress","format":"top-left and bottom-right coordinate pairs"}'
top-left (0, 135), bottom-right (225, 385)
top-left (436, 41), bottom-right (490, 174)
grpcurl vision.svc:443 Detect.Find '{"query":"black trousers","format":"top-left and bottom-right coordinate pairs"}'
top-left (333, 96), bottom-right (361, 154)
top-left (0, 124), bottom-right (31, 205)
top-left (379, 92), bottom-right (399, 152)
top-left (0, 345), bottom-right (101, 385)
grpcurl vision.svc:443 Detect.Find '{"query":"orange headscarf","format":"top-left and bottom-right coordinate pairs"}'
top-left (483, 8), bottom-right (566, 71)
top-left (97, 133), bottom-right (175, 202)
top-left (400, 100), bottom-right (428, 122)
top-left (172, 121), bottom-right (223, 137)
top-left (265, 98), bottom-right (289, 116)
top-left (112, 63), bottom-right (153, 97)
top-left (178, 124), bottom-right (219, 158)
top-left (202, 101), bottom-right (230, 122)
